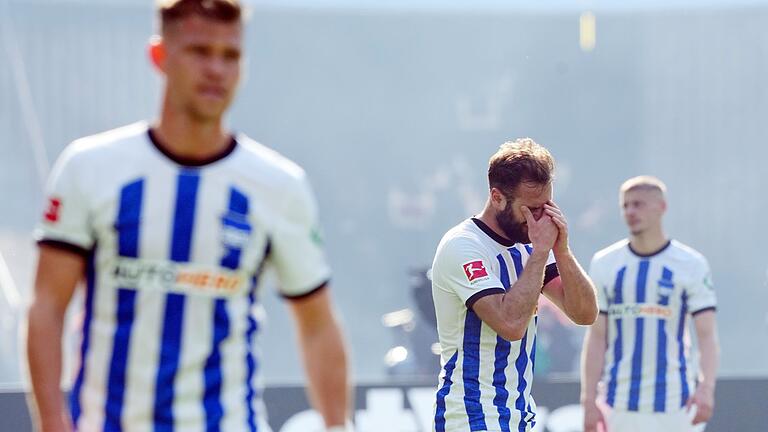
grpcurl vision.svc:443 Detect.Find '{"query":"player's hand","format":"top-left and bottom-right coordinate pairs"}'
top-left (522, 205), bottom-right (558, 253)
top-left (582, 400), bottom-right (607, 432)
top-left (544, 200), bottom-right (569, 255)
top-left (686, 383), bottom-right (715, 424)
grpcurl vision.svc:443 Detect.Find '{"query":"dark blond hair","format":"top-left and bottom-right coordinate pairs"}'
top-left (488, 138), bottom-right (554, 197)
top-left (157, 0), bottom-right (242, 32)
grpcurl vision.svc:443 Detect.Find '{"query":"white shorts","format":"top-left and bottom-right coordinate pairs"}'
top-left (607, 407), bottom-right (705, 432)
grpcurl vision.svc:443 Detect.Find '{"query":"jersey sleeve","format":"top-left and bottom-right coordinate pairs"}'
top-left (588, 254), bottom-right (608, 313)
top-left (270, 171), bottom-right (331, 299)
top-left (687, 257), bottom-right (717, 315)
top-left (432, 236), bottom-right (505, 308)
top-left (34, 145), bottom-right (94, 254)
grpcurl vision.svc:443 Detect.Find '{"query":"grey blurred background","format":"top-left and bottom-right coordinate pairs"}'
top-left (1, 0), bottom-right (767, 390)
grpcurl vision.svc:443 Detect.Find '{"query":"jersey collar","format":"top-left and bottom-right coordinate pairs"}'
top-left (627, 239), bottom-right (672, 258)
top-left (471, 217), bottom-right (517, 247)
top-left (148, 128), bottom-right (237, 167)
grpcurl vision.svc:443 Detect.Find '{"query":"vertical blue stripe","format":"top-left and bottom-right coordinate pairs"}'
top-left (511, 246), bottom-right (533, 430)
top-left (654, 268), bottom-right (674, 412)
top-left (434, 350), bottom-right (459, 432)
top-left (105, 179), bottom-right (144, 431)
top-left (244, 284), bottom-right (260, 432)
top-left (70, 251), bottom-right (96, 425)
top-left (203, 299), bottom-right (230, 431)
top-left (203, 187), bottom-right (247, 429)
top-left (514, 332), bottom-right (530, 432)
top-left (606, 266), bottom-right (627, 407)
top-left (154, 171), bottom-right (200, 431)
top-left (628, 260), bottom-right (650, 411)
top-left (678, 292), bottom-right (690, 407)
top-left (493, 254), bottom-right (512, 431)
top-left (462, 309), bottom-right (486, 431)
top-left (525, 319), bottom-right (538, 423)
top-left (221, 188), bottom-right (250, 270)
top-left (508, 247), bottom-right (524, 278)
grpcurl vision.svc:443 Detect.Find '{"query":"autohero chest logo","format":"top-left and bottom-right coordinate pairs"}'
top-left (463, 260), bottom-right (490, 284)
top-left (111, 258), bottom-right (245, 296)
top-left (608, 303), bottom-right (672, 319)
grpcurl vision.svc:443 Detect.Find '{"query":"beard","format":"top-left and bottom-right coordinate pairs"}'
top-left (495, 202), bottom-right (530, 244)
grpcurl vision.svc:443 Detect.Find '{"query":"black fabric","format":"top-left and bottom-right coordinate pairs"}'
top-left (37, 239), bottom-right (90, 258)
top-left (282, 280), bottom-right (330, 301)
top-left (628, 240), bottom-right (672, 258)
top-left (148, 128), bottom-right (237, 167)
top-left (466, 287), bottom-right (505, 308)
top-left (471, 218), bottom-right (516, 247)
top-left (543, 262), bottom-right (559, 287)
top-left (691, 306), bottom-right (717, 316)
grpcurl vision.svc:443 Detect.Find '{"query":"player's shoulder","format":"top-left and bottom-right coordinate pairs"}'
top-left (667, 239), bottom-right (709, 267)
top-left (592, 238), bottom-right (630, 263)
top-left (233, 134), bottom-right (308, 186)
top-left (435, 220), bottom-right (491, 258)
top-left (53, 122), bottom-right (149, 170)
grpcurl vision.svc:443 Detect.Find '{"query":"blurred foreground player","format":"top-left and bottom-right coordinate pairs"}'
top-left (430, 139), bottom-right (598, 431)
top-left (581, 176), bottom-right (719, 432)
top-left (26, 1), bottom-right (350, 430)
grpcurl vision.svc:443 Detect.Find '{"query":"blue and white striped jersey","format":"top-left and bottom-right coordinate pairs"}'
top-left (430, 218), bottom-right (557, 432)
top-left (36, 122), bottom-right (331, 431)
top-left (589, 239), bottom-right (717, 413)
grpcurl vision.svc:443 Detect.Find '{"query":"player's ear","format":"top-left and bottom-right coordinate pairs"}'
top-left (149, 35), bottom-right (166, 72)
top-left (490, 188), bottom-right (506, 210)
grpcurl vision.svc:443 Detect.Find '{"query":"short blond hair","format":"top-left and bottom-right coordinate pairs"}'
top-left (620, 175), bottom-right (667, 196)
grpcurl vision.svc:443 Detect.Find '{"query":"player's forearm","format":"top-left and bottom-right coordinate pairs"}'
top-left (696, 327), bottom-right (720, 389)
top-left (553, 249), bottom-right (598, 325)
top-left (579, 328), bottom-right (607, 403)
top-left (27, 300), bottom-right (70, 431)
top-left (300, 317), bottom-right (350, 427)
top-left (501, 251), bottom-right (548, 333)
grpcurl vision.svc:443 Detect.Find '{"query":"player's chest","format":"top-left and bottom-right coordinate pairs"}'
top-left (88, 169), bottom-right (273, 269)
top-left (606, 260), bottom-right (691, 307)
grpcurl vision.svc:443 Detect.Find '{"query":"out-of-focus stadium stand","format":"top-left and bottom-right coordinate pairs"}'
top-left (1, 1), bottom-right (767, 430)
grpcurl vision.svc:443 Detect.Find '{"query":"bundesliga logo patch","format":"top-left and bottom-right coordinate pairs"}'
top-left (463, 260), bottom-right (489, 283)
top-left (44, 197), bottom-right (62, 223)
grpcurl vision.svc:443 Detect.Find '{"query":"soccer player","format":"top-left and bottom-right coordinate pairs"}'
top-left (430, 138), bottom-right (598, 432)
top-left (26, 1), bottom-right (350, 431)
top-left (581, 176), bottom-right (719, 432)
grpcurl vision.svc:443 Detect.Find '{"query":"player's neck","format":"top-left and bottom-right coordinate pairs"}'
top-left (476, 201), bottom-right (510, 242)
top-left (628, 226), bottom-right (668, 256)
top-left (153, 111), bottom-right (231, 160)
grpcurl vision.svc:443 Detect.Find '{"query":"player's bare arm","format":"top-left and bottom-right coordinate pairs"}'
top-left (288, 286), bottom-right (350, 428)
top-left (470, 205), bottom-right (558, 341)
top-left (580, 314), bottom-right (608, 432)
top-left (541, 200), bottom-right (598, 325)
top-left (686, 310), bottom-right (719, 424)
top-left (27, 245), bottom-right (85, 432)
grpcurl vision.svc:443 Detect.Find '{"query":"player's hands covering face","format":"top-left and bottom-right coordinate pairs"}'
top-left (522, 205), bottom-right (558, 253)
top-left (543, 200), bottom-right (570, 254)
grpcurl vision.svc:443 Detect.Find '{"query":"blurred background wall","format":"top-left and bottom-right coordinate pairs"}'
top-left (1, 0), bottom-right (767, 388)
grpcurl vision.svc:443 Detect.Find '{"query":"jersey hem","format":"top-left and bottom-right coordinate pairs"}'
top-left (282, 279), bottom-right (330, 301)
top-left (691, 306), bottom-right (716, 316)
top-left (38, 239), bottom-right (91, 257)
top-left (465, 287), bottom-right (505, 308)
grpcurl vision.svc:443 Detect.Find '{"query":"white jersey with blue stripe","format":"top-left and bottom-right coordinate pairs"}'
top-left (430, 218), bottom-right (557, 432)
top-left (589, 239), bottom-right (717, 413)
top-left (36, 122), bottom-right (331, 431)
